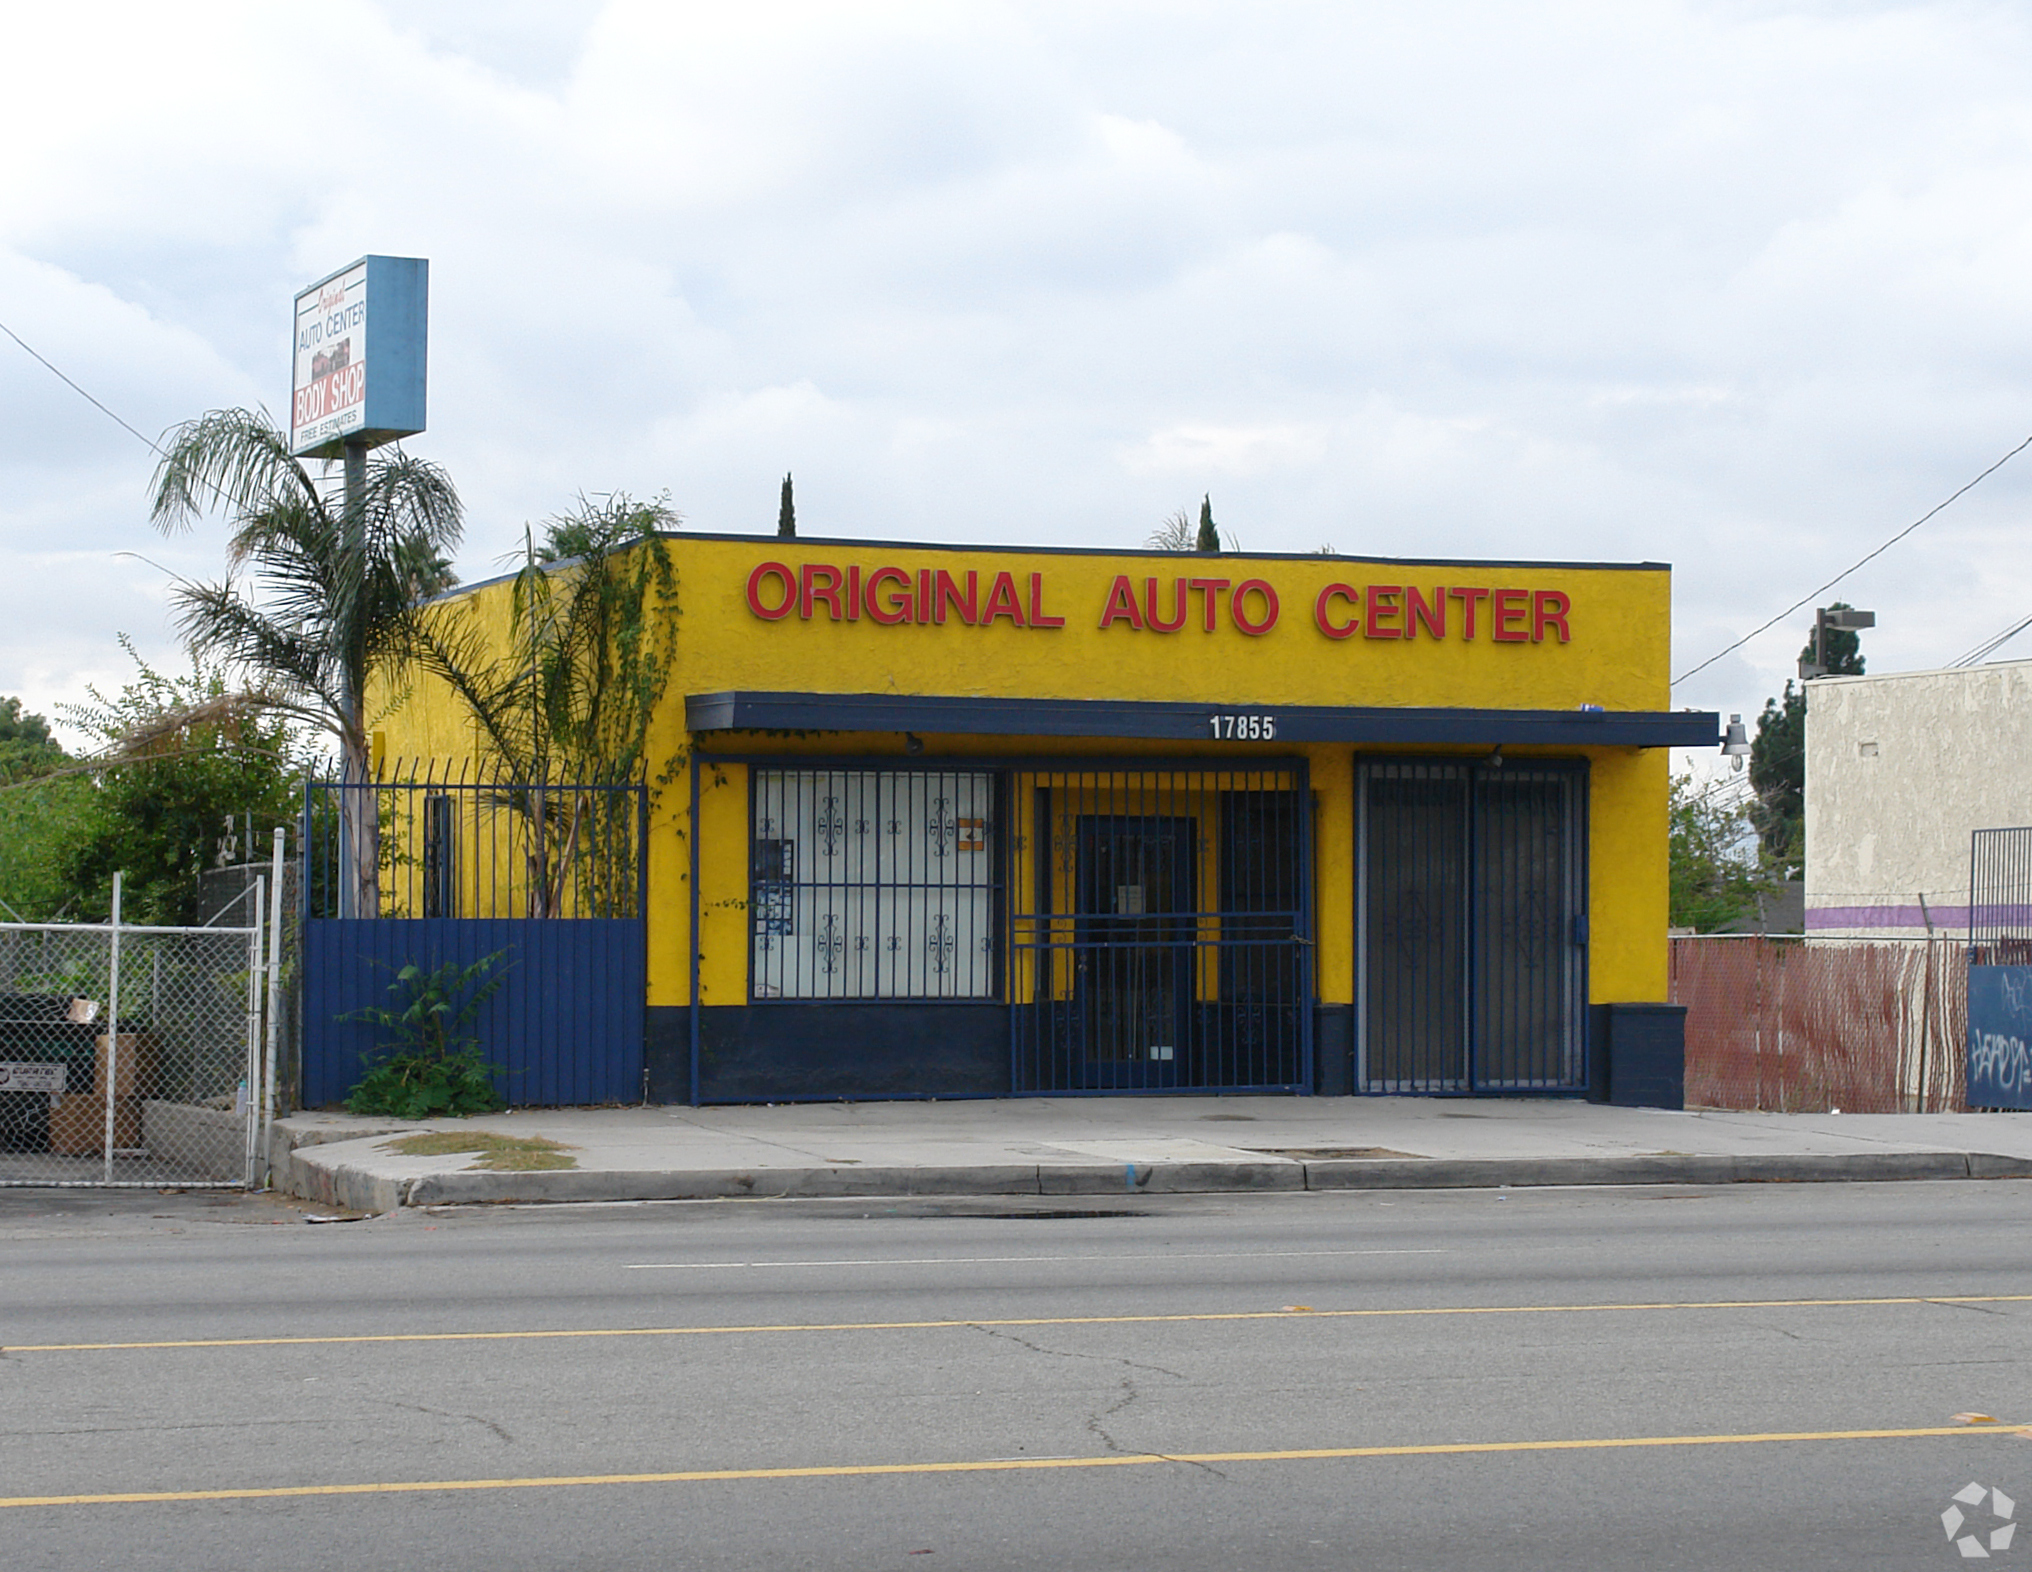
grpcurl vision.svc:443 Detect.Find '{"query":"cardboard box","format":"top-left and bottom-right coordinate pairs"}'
top-left (92, 1033), bottom-right (156, 1099)
top-left (50, 1094), bottom-right (142, 1155)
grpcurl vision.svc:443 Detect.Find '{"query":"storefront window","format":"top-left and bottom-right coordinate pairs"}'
top-left (751, 769), bottom-right (998, 999)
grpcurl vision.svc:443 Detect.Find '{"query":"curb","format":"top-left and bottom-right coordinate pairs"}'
top-left (284, 1148), bottom-right (2032, 1211)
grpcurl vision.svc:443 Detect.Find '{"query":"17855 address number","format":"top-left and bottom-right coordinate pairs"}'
top-left (1209, 714), bottom-right (1275, 739)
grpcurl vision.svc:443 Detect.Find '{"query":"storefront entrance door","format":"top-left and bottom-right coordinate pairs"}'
top-left (1359, 761), bottom-right (1587, 1092)
top-left (1011, 765), bottom-right (1312, 1095)
top-left (1073, 814), bottom-right (1196, 1089)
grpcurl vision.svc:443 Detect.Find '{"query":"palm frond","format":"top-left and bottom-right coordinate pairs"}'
top-left (149, 408), bottom-right (321, 538)
top-left (169, 579), bottom-right (344, 726)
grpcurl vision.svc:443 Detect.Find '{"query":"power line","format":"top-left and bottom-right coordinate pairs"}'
top-left (0, 317), bottom-right (168, 459)
top-left (1, 315), bottom-right (295, 522)
top-left (1951, 609), bottom-right (2032, 668)
top-left (1672, 431), bottom-right (2032, 687)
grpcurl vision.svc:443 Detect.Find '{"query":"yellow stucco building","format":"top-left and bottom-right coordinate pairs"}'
top-left (378, 532), bottom-right (1714, 1103)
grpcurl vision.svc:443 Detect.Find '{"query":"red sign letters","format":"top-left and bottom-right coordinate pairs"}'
top-left (746, 562), bottom-right (1571, 644)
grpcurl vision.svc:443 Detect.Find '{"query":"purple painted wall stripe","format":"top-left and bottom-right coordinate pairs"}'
top-left (1805, 903), bottom-right (2032, 931)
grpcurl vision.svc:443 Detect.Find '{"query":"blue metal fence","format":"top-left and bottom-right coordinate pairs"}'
top-left (301, 773), bottom-right (647, 1109)
top-left (302, 917), bottom-right (645, 1107)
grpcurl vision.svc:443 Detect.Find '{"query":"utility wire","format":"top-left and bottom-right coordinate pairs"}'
top-left (1951, 609), bottom-right (2032, 668)
top-left (18, 301), bottom-right (2025, 687)
top-left (0, 317), bottom-right (170, 459)
top-left (0, 315), bottom-right (272, 520)
top-left (1672, 431), bottom-right (2032, 687)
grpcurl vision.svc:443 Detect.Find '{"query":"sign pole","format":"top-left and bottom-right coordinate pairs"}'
top-left (289, 255), bottom-right (427, 919)
top-left (339, 437), bottom-right (368, 919)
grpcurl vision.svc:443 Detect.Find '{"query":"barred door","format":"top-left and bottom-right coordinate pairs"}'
top-left (1359, 760), bottom-right (1586, 1092)
top-left (1012, 764), bottom-right (1311, 1093)
top-left (1073, 814), bottom-right (1196, 1088)
top-left (1361, 765), bottom-right (1470, 1090)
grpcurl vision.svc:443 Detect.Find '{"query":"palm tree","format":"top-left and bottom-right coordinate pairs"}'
top-left (1146, 507), bottom-right (1195, 552)
top-left (148, 408), bottom-right (463, 915)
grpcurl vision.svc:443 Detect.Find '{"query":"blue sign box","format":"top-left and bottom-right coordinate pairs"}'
top-left (1966, 965), bottom-right (2032, 1110)
top-left (290, 255), bottom-right (428, 459)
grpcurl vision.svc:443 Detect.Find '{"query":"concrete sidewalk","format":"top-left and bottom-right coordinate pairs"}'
top-left (271, 1097), bottom-right (2032, 1211)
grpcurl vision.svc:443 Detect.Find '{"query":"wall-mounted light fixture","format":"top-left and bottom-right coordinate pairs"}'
top-left (1720, 714), bottom-right (1752, 772)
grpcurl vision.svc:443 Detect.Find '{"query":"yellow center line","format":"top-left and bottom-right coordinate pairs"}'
top-left (8, 1292), bottom-right (2031, 1355)
top-left (0, 1425), bottom-right (2022, 1510)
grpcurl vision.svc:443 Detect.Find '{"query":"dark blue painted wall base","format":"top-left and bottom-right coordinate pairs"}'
top-left (1315, 1005), bottom-right (1353, 1096)
top-left (644, 1007), bottom-right (690, 1104)
top-left (1589, 1002), bottom-right (1685, 1109)
top-left (644, 1003), bottom-right (1354, 1103)
top-left (648, 1004), bottom-right (1010, 1103)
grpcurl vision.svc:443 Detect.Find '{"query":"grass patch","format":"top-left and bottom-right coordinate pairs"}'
top-left (382, 1132), bottom-right (579, 1171)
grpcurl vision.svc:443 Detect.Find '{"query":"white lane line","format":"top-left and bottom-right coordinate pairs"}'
top-left (623, 1249), bottom-right (1445, 1270)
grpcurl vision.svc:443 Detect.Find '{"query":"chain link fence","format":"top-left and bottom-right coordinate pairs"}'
top-left (199, 853), bottom-right (299, 1112)
top-left (1670, 936), bottom-right (1966, 1114)
top-left (0, 900), bottom-right (266, 1186)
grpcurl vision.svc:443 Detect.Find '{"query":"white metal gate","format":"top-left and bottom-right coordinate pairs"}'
top-left (0, 873), bottom-right (280, 1188)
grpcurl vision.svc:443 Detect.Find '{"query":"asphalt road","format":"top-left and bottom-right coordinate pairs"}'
top-left (2, 1180), bottom-right (2030, 1571)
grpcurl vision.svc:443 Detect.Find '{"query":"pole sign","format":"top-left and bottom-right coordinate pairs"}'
top-left (1966, 965), bottom-right (2032, 1110)
top-left (289, 255), bottom-right (429, 459)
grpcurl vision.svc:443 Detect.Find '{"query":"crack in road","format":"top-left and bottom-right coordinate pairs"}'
top-left (374, 1399), bottom-right (516, 1445)
top-left (966, 1323), bottom-right (1228, 1481)
top-left (0, 1417), bottom-right (326, 1439)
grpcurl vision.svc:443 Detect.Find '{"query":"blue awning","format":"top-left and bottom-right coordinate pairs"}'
top-left (685, 691), bottom-right (1718, 749)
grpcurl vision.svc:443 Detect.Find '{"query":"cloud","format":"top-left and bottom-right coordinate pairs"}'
top-left (4, 0), bottom-right (2032, 736)
top-left (1123, 421), bottom-right (1331, 477)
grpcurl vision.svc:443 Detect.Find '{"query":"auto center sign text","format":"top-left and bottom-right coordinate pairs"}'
top-left (745, 561), bottom-right (1572, 643)
top-left (291, 261), bottom-right (370, 453)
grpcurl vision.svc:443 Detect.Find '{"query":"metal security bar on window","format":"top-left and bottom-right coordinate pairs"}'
top-left (1008, 764), bottom-right (1312, 1093)
top-left (1970, 827), bottom-right (2032, 963)
top-left (305, 763), bottom-right (648, 921)
top-left (750, 769), bottom-right (1000, 1000)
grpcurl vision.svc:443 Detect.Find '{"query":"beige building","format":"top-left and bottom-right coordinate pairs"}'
top-left (1806, 660), bottom-right (2032, 938)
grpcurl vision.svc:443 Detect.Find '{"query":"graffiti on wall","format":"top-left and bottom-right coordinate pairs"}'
top-left (1966, 965), bottom-right (2032, 1110)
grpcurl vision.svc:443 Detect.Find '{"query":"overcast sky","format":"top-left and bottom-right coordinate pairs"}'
top-left (5, 0), bottom-right (2031, 754)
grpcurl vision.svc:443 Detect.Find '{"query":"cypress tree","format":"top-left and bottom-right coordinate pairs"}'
top-left (1195, 493), bottom-right (1220, 554)
top-left (777, 473), bottom-right (796, 538)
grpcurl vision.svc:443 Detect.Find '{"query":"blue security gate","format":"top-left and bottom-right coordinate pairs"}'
top-left (1009, 762), bottom-right (1313, 1094)
top-left (301, 774), bottom-right (647, 1109)
top-left (718, 756), bottom-right (1313, 1099)
top-left (1356, 759), bottom-right (1589, 1093)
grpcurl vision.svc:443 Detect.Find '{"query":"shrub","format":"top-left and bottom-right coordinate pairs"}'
top-left (343, 952), bottom-right (511, 1118)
